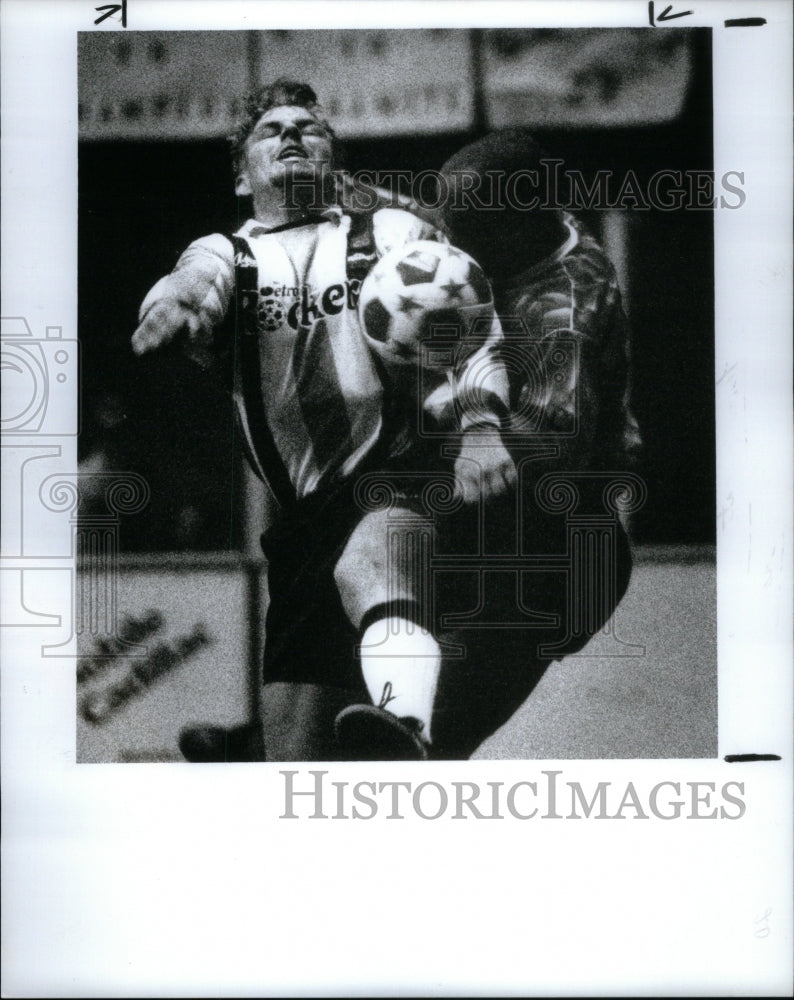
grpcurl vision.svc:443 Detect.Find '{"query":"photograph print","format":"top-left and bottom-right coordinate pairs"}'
top-left (3, 4), bottom-right (792, 997)
top-left (75, 26), bottom-right (718, 764)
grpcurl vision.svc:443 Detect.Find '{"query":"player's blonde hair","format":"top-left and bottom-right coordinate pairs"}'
top-left (229, 78), bottom-right (336, 173)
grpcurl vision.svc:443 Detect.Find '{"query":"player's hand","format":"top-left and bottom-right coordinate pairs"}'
top-left (131, 296), bottom-right (195, 355)
top-left (131, 297), bottom-right (216, 369)
top-left (454, 425), bottom-right (517, 504)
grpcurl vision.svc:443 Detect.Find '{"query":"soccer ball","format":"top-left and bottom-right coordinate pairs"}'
top-left (358, 240), bottom-right (494, 371)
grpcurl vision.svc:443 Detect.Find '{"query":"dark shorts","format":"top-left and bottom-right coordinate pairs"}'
top-left (260, 479), bottom-right (370, 692)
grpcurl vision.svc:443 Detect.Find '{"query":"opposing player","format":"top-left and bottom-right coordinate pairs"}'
top-left (132, 79), bottom-right (515, 760)
top-left (425, 129), bottom-right (642, 759)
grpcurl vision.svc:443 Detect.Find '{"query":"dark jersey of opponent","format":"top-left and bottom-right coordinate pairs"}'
top-left (492, 213), bottom-right (641, 472)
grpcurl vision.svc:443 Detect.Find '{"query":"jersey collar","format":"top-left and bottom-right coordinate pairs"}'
top-left (243, 206), bottom-right (342, 239)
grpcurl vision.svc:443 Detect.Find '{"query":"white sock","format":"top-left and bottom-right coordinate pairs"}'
top-left (359, 616), bottom-right (441, 741)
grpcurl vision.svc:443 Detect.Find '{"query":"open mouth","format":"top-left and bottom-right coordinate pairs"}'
top-left (278, 147), bottom-right (308, 161)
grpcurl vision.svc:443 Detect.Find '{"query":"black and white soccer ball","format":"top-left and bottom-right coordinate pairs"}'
top-left (358, 240), bottom-right (494, 371)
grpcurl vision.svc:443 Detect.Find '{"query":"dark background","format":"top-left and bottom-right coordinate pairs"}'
top-left (78, 31), bottom-right (714, 551)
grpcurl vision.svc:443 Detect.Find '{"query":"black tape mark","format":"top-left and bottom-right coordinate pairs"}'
top-left (723, 753), bottom-right (781, 762)
top-left (724, 18), bottom-right (767, 27)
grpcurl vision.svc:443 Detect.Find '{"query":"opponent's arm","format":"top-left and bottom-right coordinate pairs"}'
top-left (508, 254), bottom-right (640, 473)
top-left (368, 209), bottom-right (515, 501)
top-left (452, 310), bottom-right (517, 504)
top-left (131, 234), bottom-right (235, 368)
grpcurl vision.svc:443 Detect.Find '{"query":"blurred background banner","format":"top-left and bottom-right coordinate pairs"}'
top-left (79, 31), bottom-right (250, 140)
top-left (262, 30), bottom-right (475, 137)
top-left (482, 29), bottom-right (693, 128)
top-left (78, 29), bottom-right (475, 140)
top-left (76, 559), bottom-right (262, 763)
top-left (78, 28), bottom-right (692, 141)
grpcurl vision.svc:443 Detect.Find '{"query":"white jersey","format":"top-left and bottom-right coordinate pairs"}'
top-left (139, 205), bottom-right (507, 505)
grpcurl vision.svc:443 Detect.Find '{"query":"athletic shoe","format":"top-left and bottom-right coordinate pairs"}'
top-left (178, 722), bottom-right (261, 763)
top-left (334, 696), bottom-right (430, 761)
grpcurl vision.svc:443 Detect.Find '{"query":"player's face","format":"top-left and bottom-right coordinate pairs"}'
top-left (235, 105), bottom-right (334, 198)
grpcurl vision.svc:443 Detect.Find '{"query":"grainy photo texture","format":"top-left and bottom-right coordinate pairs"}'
top-left (75, 27), bottom-right (717, 763)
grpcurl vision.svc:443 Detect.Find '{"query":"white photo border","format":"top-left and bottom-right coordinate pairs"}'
top-left (1, 1), bottom-right (791, 996)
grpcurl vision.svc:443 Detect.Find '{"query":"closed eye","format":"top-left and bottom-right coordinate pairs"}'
top-left (251, 123), bottom-right (281, 140)
top-left (251, 120), bottom-right (329, 141)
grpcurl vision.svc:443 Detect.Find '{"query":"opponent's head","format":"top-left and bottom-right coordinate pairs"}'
top-left (438, 129), bottom-right (568, 278)
top-left (230, 79), bottom-right (336, 209)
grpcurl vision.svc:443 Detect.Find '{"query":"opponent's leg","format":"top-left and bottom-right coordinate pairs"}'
top-left (432, 509), bottom-right (634, 759)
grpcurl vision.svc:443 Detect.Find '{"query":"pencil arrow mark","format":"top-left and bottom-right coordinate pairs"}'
top-left (94, 4), bottom-right (121, 24)
top-left (94, 2), bottom-right (127, 27)
top-left (656, 5), bottom-right (693, 21)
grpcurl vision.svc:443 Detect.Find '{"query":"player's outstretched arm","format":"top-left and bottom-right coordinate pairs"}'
top-left (453, 311), bottom-right (516, 503)
top-left (131, 235), bottom-right (234, 367)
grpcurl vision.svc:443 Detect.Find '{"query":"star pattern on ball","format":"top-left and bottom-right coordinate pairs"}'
top-left (440, 279), bottom-right (467, 301)
top-left (397, 295), bottom-right (423, 314)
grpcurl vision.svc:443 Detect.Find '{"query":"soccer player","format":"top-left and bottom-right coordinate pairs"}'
top-left (425, 129), bottom-right (642, 759)
top-left (132, 80), bottom-right (515, 760)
